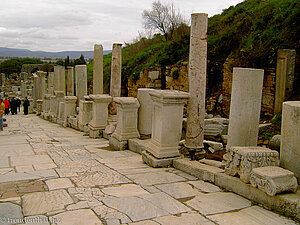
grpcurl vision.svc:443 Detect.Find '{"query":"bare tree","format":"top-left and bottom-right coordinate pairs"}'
top-left (142, 1), bottom-right (186, 41)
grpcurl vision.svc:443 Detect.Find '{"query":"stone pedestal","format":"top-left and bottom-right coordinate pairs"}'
top-left (67, 67), bottom-right (74, 96)
top-left (142, 90), bottom-right (189, 167)
top-left (49, 95), bottom-right (56, 120)
top-left (93, 44), bottom-right (103, 94)
top-left (54, 91), bottom-right (65, 119)
top-left (280, 101), bottom-right (300, 180)
top-left (137, 88), bottom-right (154, 136)
top-left (227, 68), bottom-right (264, 148)
top-left (88, 94), bottom-right (112, 138)
top-left (78, 100), bottom-right (93, 132)
top-left (36, 100), bottom-right (43, 116)
top-left (75, 65), bottom-right (87, 102)
top-left (110, 97), bottom-right (140, 150)
top-left (28, 99), bottom-right (34, 114)
top-left (186, 13), bottom-right (208, 149)
top-left (274, 49), bottom-right (296, 114)
top-left (43, 94), bottom-right (51, 119)
top-left (250, 166), bottom-right (298, 196)
top-left (63, 96), bottom-right (77, 127)
top-left (57, 102), bottom-right (65, 125)
top-left (224, 146), bottom-right (279, 183)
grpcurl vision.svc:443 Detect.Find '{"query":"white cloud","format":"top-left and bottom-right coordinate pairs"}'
top-left (0, 0), bottom-right (244, 51)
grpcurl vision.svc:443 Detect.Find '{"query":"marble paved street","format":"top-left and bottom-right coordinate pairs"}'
top-left (0, 114), bottom-right (297, 225)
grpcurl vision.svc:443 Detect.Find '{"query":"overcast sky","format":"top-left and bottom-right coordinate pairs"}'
top-left (0, 0), bottom-right (243, 52)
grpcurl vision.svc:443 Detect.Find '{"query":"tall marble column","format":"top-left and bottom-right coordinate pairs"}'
top-left (110, 43), bottom-right (122, 97)
top-left (67, 67), bottom-right (74, 96)
top-left (185, 13), bottom-right (208, 149)
top-left (93, 44), bottom-right (103, 94)
top-left (227, 67), bottom-right (264, 147)
top-left (75, 65), bottom-right (87, 102)
top-left (280, 101), bottom-right (300, 181)
top-left (48, 72), bottom-right (54, 95)
top-left (274, 49), bottom-right (296, 114)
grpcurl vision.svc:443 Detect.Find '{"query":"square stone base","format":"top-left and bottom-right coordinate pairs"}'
top-left (142, 151), bottom-right (181, 168)
top-left (128, 138), bottom-right (150, 154)
top-left (109, 136), bottom-right (127, 151)
top-left (78, 124), bottom-right (89, 133)
top-left (89, 126), bottom-right (103, 138)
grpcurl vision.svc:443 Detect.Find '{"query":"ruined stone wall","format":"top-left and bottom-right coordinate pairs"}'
top-left (128, 62), bottom-right (189, 97)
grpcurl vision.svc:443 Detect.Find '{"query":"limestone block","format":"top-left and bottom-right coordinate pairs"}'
top-left (43, 94), bottom-right (51, 113)
top-left (36, 100), bottom-right (43, 116)
top-left (63, 96), bottom-right (77, 127)
top-left (137, 88), bottom-right (154, 135)
top-left (146, 90), bottom-right (189, 159)
top-left (268, 134), bottom-right (281, 151)
top-left (88, 94), bottom-right (112, 137)
top-left (204, 118), bottom-right (228, 137)
top-left (148, 71), bottom-right (159, 80)
top-left (67, 66), bottom-right (74, 96)
top-left (109, 135), bottom-right (128, 151)
top-left (142, 151), bottom-right (179, 168)
top-left (75, 65), bottom-right (87, 101)
top-left (250, 166), bottom-right (298, 196)
top-left (280, 101), bottom-right (300, 180)
top-left (78, 100), bottom-right (93, 128)
top-left (224, 146), bottom-right (279, 183)
top-left (227, 67), bottom-right (264, 147)
top-left (110, 43), bottom-right (122, 98)
top-left (58, 102), bottom-right (65, 123)
top-left (111, 97), bottom-right (140, 142)
top-left (93, 44), bottom-right (103, 94)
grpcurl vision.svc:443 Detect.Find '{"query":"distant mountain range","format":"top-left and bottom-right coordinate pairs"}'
top-left (0, 47), bottom-right (111, 59)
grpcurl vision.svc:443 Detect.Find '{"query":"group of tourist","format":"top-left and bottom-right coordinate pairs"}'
top-left (0, 97), bottom-right (30, 131)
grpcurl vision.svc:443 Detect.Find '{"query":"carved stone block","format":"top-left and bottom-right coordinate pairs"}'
top-left (224, 146), bottom-right (279, 183)
top-left (250, 166), bottom-right (298, 196)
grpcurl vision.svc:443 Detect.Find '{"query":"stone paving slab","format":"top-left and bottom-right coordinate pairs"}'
top-left (153, 213), bottom-right (215, 225)
top-left (102, 184), bottom-right (149, 197)
top-left (0, 158), bottom-right (9, 168)
top-left (10, 155), bottom-right (54, 166)
top-left (0, 144), bottom-right (34, 157)
top-left (22, 189), bottom-right (74, 216)
top-left (45, 178), bottom-right (74, 190)
top-left (0, 202), bottom-right (23, 225)
top-left (185, 192), bottom-right (252, 216)
top-left (154, 182), bottom-right (199, 199)
top-left (187, 180), bottom-right (222, 193)
top-left (208, 205), bottom-right (298, 225)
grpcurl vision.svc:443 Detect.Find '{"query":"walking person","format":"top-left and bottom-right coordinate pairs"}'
top-left (10, 97), bottom-right (17, 115)
top-left (3, 98), bottom-right (10, 115)
top-left (0, 99), bottom-right (5, 131)
top-left (23, 97), bottom-right (30, 115)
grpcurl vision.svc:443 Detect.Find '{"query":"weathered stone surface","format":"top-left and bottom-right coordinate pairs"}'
top-left (101, 184), bottom-right (148, 197)
top-left (208, 205), bottom-right (298, 225)
top-left (93, 44), bottom-right (104, 94)
top-left (142, 151), bottom-right (178, 168)
top-left (199, 159), bottom-right (225, 169)
top-left (52, 209), bottom-right (103, 225)
top-left (0, 202), bottom-right (23, 225)
top-left (186, 192), bottom-right (251, 216)
top-left (22, 215), bottom-right (50, 225)
top-left (127, 171), bottom-right (186, 186)
top-left (280, 101), bottom-right (300, 180)
top-left (154, 213), bottom-right (214, 225)
top-left (224, 146), bottom-right (279, 183)
top-left (250, 166), bottom-right (298, 196)
top-left (93, 204), bottom-right (131, 224)
top-left (268, 134), bottom-right (281, 151)
top-left (66, 67), bottom-right (74, 96)
top-left (102, 192), bottom-right (191, 222)
top-left (186, 13), bottom-right (208, 149)
top-left (45, 178), bottom-right (74, 190)
top-left (75, 65), bottom-right (87, 101)
top-left (137, 88), bottom-right (154, 135)
top-left (22, 189), bottom-right (74, 216)
top-left (204, 118), bottom-right (228, 137)
top-left (227, 67), bottom-right (264, 147)
top-left (146, 90), bottom-right (189, 159)
top-left (10, 155), bottom-right (54, 167)
top-left (110, 43), bottom-right (122, 98)
top-left (155, 182), bottom-right (198, 199)
top-left (173, 158), bottom-right (224, 183)
top-left (187, 180), bottom-right (222, 193)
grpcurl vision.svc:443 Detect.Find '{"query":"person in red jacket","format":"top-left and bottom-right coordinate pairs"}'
top-left (3, 98), bottom-right (10, 115)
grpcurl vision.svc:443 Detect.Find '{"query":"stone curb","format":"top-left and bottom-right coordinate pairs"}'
top-left (173, 158), bottom-right (300, 222)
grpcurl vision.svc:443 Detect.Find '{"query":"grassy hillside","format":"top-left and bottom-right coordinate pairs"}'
top-left (88, 0), bottom-right (299, 95)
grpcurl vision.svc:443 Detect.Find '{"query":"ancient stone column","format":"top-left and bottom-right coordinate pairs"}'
top-left (110, 97), bottom-right (140, 150)
top-left (33, 75), bottom-right (39, 108)
top-left (110, 43), bottom-right (122, 97)
top-left (89, 94), bottom-right (112, 138)
top-left (43, 94), bottom-right (51, 119)
top-left (48, 72), bottom-right (55, 95)
top-left (49, 95), bottom-right (56, 118)
top-left (227, 67), bottom-right (264, 147)
top-left (21, 81), bottom-right (26, 98)
top-left (28, 99), bottom-right (34, 114)
top-left (137, 88), bottom-right (154, 136)
top-left (67, 67), bottom-right (74, 96)
top-left (58, 66), bottom-right (66, 93)
top-left (274, 49), bottom-right (296, 114)
top-left (37, 71), bottom-right (47, 111)
top-left (93, 44), bottom-right (103, 94)
top-left (57, 102), bottom-right (65, 125)
top-left (78, 99), bottom-right (93, 132)
top-left (280, 101), bottom-right (300, 181)
top-left (185, 13), bottom-right (208, 149)
top-left (54, 91), bottom-right (65, 120)
top-left (36, 99), bottom-right (43, 116)
top-left (63, 96), bottom-right (77, 127)
top-left (75, 65), bottom-right (88, 102)
top-left (53, 66), bottom-right (60, 92)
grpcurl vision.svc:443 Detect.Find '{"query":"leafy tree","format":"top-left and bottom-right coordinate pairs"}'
top-left (74, 54), bottom-right (86, 65)
top-left (55, 60), bottom-right (64, 66)
top-left (142, 0), bottom-right (186, 41)
top-left (0, 58), bottom-right (42, 75)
